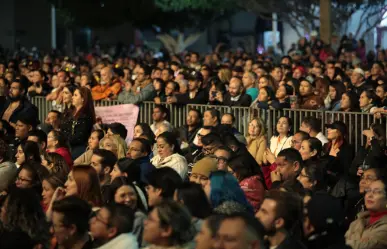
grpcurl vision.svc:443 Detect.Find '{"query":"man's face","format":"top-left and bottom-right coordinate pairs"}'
top-left (228, 79), bottom-right (242, 97)
top-left (203, 111), bottom-right (216, 127)
top-left (15, 121), bottom-right (30, 139)
top-left (90, 154), bottom-right (104, 176)
top-left (45, 112), bottom-right (60, 129)
top-left (201, 70), bottom-right (210, 81)
top-left (188, 79), bottom-right (200, 92)
top-left (291, 133), bottom-right (303, 150)
top-left (271, 68), bottom-right (283, 82)
top-left (299, 122), bottom-right (310, 134)
top-left (145, 185), bottom-right (162, 207)
top-left (152, 108), bottom-right (165, 122)
top-left (33, 71), bottom-right (42, 83)
top-left (137, 68), bottom-right (148, 83)
top-left (89, 208), bottom-right (112, 243)
top-left (143, 208), bottom-right (165, 245)
top-left (9, 82), bottom-right (22, 99)
top-left (127, 140), bottom-right (146, 159)
top-left (52, 212), bottom-right (73, 246)
top-left (214, 149), bottom-right (230, 170)
top-left (255, 199), bottom-right (278, 235)
top-left (221, 115), bottom-right (233, 125)
top-left (213, 218), bottom-right (253, 249)
top-left (350, 72), bottom-right (363, 85)
top-left (186, 111), bottom-right (200, 127)
top-left (191, 54), bottom-right (198, 63)
top-left (57, 72), bottom-right (67, 84)
top-left (161, 69), bottom-right (170, 82)
top-left (275, 156), bottom-right (298, 181)
top-left (100, 68), bottom-right (111, 84)
top-left (152, 69), bottom-right (161, 79)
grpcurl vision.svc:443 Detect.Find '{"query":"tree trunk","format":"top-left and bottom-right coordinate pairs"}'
top-left (320, 0), bottom-right (332, 44)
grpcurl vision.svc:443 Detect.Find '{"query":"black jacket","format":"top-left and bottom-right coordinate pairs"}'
top-left (273, 235), bottom-right (306, 249)
top-left (61, 113), bottom-right (94, 148)
top-left (350, 138), bottom-right (387, 174)
top-left (223, 93), bottom-right (252, 107)
top-left (305, 232), bottom-right (351, 249)
top-left (0, 97), bottom-right (38, 124)
top-left (178, 125), bottom-right (201, 145)
top-left (175, 90), bottom-right (208, 104)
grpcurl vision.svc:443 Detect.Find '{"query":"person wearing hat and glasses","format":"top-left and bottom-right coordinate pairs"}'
top-left (166, 70), bottom-right (208, 105)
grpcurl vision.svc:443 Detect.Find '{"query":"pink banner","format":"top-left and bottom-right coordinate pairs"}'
top-left (95, 104), bottom-right (139, 143)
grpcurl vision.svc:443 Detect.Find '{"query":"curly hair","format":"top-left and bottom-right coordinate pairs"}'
top-left (44, 152), bottom-right (70, 182)
top-left (1, 187), bottom-right (50, 248)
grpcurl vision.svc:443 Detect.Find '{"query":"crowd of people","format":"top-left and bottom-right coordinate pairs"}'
top-left (0, 33), bottom-right (386, 249)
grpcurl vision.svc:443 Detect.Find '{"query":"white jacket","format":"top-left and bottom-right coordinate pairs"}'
top-left (151, 153), bottom-right (188, 179)
top-left (97, 233), bottom-right (138, 249)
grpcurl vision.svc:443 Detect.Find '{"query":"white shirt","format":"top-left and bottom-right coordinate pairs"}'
top-left (270, 135), bottom-right (293, 157)
top-left (151, 153), bottom-right (188, 179)
top-left (316, 132), bottom-right (328, 146)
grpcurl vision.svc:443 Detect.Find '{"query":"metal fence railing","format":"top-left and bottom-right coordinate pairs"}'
top-left (30, 97), bottom-right (386, 151)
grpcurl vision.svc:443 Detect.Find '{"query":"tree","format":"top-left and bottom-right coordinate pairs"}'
top-left (156, 0), bottom-right (387, 40)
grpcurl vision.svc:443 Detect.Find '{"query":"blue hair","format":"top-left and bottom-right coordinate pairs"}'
top-left (209, 171), bottom-right (254, 214)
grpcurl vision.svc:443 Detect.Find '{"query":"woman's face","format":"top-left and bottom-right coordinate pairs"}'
top-left (376, 86), bottom-right (386, 100)
top-left (88, 132), bottom-right (101, 150)
top-left (258, 88), bottom-right (268, 102)
top-left (365, 180), bottom-right (387, 212)
top-left (72, 89), bottom-right (84, 108)
top-left (15, 168), bottom-right (33, 188)
top-left (114, 185), bottom-right (138, 210)
top-left (62, 87), bottom-right (73, 104)
top-left (299, 80), bottom-right (312, 96)
top-left (195, 219), bottom-right (215, 249)
top-left (80, 75), bottom-right (88, 87)
top-left (327, 128), bottom-right (339, 140)
top-left (110, 164), bottom-right (124, 182)
top-left (293, 69), bottom-right (302, 79)
top-left (64, 171), bottom-right (78, 197)
top-left (248, 120), bottom-right (261, 137)
top-left (47, 131), bottom-right (57, 149)
top-left (299, 140), bottom-right (314, 161)
top-left (42, 180), bottom-right (56, 206)
top-left (340, 94), bottom-right (351, 110)
top-left (360, 169), bottom-right (378, 194)
top-left (51, 75), bottom-right (59, 88)
top-left (276, 85), bottom-right (287, 100)
top-left (359, 91), bottom-right (371, 108)
top-left (15, 145), bottom-right (25, 165)
top-left (133, 125), bottom-right (143, 139)
top-left (102, 137), bottom-right (117, 155)
top-left (327, 68), bottom-right (335, 79)
top-left (297, 168), bottom-right (314, 190)
top-left (276, 117), bottom-right (290, 135)
top-left (329, 86), bottom-right (336, 100)
top-left (153, 80), bottom-right (162, 91)
top-left (258, 77), bottom-right (268, 89)
top-left (157, 137), bottom-right (174, 159)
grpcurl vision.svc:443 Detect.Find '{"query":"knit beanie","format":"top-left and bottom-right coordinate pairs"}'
top-left (191, 157), bottom-right (218, 178)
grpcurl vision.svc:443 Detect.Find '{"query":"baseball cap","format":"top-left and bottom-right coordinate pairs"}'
top-left (325, 121), bottom-right (347, 137)
top-left (187, 70), bottom-right (203, 82)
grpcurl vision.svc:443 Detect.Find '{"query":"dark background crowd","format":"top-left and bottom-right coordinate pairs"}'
top-left (0, 33), bottom-right (386, 249)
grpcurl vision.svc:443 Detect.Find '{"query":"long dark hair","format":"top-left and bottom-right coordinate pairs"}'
top-left (20, 140), bottom-right (41, 164)
top-left (0, 187), bottom-right (50, 247)
top-left (18, 162), bottom-right (49, 197)
top-left (50, 130), bottom-right (70, 149)
top-left (107, 176), bottom-right (147, 213)
top-left (74, 87), bottom-right (96, 124)
top-left (176, 182), bottom-right (212, 219)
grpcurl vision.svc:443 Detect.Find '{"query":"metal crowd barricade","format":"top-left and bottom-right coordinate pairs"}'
top-left (30, 97), bottom-right (387, 150)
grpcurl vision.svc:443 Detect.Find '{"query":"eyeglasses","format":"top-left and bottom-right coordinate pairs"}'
top-left (364, 188), bottom-right (386, 196)
top-left (16, 176), bottom-right (32, 183)
top-left (93, 211), bottom-right (110, 227)
top-left (360, 175), bottom-right (378, 183)
top-left (291, 140), bottom-right (301, 145)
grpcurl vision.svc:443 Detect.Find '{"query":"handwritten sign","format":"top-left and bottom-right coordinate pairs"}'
top-left (95, 104), bottom-right (139, 143)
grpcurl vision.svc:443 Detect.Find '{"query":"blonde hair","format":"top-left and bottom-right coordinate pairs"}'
top-left (248, 117), bottom-right (266, 138)
top-left (218, 68), bottom-right (232, 83)
top-left (99, 134), bottom-right (127, 159)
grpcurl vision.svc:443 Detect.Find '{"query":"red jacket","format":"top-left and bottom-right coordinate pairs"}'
top-left (262, 163), bottom-right (277, 189)
top-left (55, 147), bottom-right (73, 170)
top-left (240, 175), bottom-right (265, 213)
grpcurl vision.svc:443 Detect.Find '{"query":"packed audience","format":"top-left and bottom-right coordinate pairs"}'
top-left (0, 34), bottom-right (387, 249)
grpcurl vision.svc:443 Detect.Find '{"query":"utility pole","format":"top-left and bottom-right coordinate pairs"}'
top-left (320, 0), bottom-right (332, 44)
